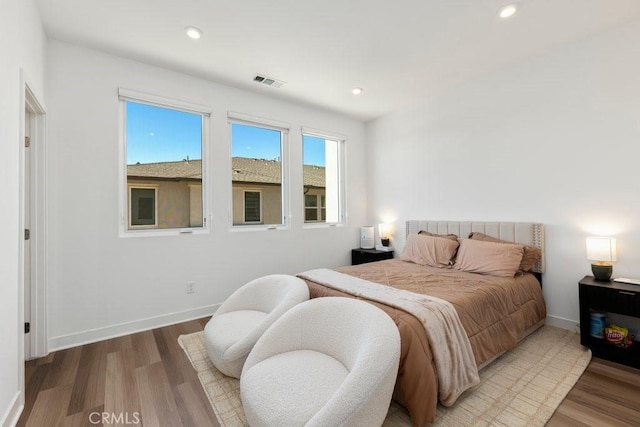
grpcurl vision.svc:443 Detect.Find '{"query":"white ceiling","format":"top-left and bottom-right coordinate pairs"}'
top-left (36, 0), bottom-right (640, 122)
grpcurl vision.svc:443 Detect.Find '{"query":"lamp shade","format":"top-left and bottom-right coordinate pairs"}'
top-left (586, 237), bottom-right (617, 262)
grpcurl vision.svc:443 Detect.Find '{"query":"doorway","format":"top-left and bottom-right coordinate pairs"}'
top-left (21, 78), bottom-right (46, 361)
top-left (24, 108), bottom-right (32, 359)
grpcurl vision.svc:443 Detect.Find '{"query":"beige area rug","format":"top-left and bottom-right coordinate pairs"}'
top-left (178, 326), bottom-right (591, 426)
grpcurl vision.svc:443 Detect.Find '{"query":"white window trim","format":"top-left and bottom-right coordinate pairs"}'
top-left (228, 111), bottom-right (289, 131)
top-left (229, 112), bottom-right (290, 231)
top-left (301, 127), bottom-right (347, 229)
top-left (128, 185), bottom-right (158, 229)
top-left (243, 190), bottom-right (262, 224)
top-left (119, 88), bottom-right (212, 116)
top-left (118, 89), bottom-right (211, 237)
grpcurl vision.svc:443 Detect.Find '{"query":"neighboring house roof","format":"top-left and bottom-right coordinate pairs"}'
top-left (127, 158), bottom-right (326, 187)
top-left (128, 159), bottom-right (203, 180)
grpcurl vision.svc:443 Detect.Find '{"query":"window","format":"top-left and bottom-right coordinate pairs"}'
top-left (302, 130), bottom-right (345, 224)
top-left (303, 194), bottom-right (327, 222)
top-left (229, 112), bottom-right (289, 227)
top-left (119, 89), bottom-right (210, 234)
top-left (304, 194), bottom-right (318, 221)
top-left (129, 187), bottom-right (157, 227)
top-left (244, 191), bottom-right (262, 223)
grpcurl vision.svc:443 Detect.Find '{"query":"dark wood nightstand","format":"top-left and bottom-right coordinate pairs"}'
top-left (579, 275), bottom-right (640, 368)
top-left (351, 248), bottom-right (394, 265)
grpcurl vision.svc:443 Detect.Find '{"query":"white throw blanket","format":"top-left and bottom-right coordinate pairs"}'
top-left (298, 268), bottom-right (480, 406)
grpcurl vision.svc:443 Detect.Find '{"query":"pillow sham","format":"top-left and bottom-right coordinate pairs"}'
top-left (453, 239), bottom-right (524, 278)
top-left (400, 234), bottom-right (459, 268)
top-left (418, 230), bottom-right (459, 242)
top-left (468, 232), bottom-right (541, 272)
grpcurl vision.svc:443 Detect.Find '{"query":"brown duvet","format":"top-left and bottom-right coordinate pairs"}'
top-left (301, 259), bottom-right (546, 426)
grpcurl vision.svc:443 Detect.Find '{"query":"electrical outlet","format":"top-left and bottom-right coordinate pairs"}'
top-left (186, 281), bottom-right (196, 294)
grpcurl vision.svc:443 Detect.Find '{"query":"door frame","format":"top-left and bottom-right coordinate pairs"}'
top-left (19, 70), bottom-right (47, 367)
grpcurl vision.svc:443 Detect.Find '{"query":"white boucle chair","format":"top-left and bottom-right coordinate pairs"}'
top-left (203, 274), bottom-right (309, 379)
top-left (240, 297), bottom-right (401, 427)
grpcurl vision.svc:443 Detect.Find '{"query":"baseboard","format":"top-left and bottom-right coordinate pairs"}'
top-left (1, 391), bottom-right (23, 427)
top-left (48, 304), bottom-right (220, 352)
top-left (546, 315), bottom-right (580, 333)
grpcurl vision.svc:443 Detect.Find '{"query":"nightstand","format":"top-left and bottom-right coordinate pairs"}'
top-left (578, 275), bottom-right (640, 368)
top-left (351, 248), bottom-right (394, 265)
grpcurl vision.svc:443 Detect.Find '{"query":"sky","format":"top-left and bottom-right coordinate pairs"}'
top-left (126, 101), bottom-right (326, 166)
top-left (231, 123), bottom-right (326, 166)
top-left (126, 101), bottom-right (202, 164)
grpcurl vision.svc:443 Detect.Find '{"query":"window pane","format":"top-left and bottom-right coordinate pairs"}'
top-left (305, 208), bottom-right (318, 221)
top-left (305, 194), bottom-right (318, 207)
top-left (244, 191), bottom-right (261, 223)
top-left (125, 101), bottom-right (203, 230)
top-left (303, 134), bottom-right (342, 223)
top-left (231, 123), bottom-right (283, 226)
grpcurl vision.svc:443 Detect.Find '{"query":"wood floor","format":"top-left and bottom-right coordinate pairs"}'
top-left (547, 357), bottom-right (640, 426)
top-left (17, 317), bottom-right (219, 427)
top-left (17, 318), bottom-right (640, 427)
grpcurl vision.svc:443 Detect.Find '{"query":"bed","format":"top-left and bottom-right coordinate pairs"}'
top-left (298, 221), bottom-right (547, 426)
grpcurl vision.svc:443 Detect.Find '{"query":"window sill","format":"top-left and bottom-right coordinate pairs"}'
top-left (303, 222), bottom-right (343, 229)
top-left (229, 224), bottom-right (289, 232)
top-left (119, 227), bottom-right (209, 238)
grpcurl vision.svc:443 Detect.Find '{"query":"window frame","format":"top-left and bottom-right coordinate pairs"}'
top-left (228, 111), bottom-right (290, 231)
top-left (118, 88), bottom-right (211, 237)
top-left (301, 127), bottom-right (347, 228)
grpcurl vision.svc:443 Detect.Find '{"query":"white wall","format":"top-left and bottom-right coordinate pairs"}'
top-left (46, 41), bottom-right (367, 349)
top-left (0, 0), bottom-right (46, 424)
top-left (366, 19), bottom-right (640, 329)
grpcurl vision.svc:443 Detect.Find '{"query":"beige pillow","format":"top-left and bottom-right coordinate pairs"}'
top-left (400, 234), bottom-right (459, 268)
top-left (469, 232), bottom-right (541, 272)
top-left (453, 239), bottom-right (524, 277)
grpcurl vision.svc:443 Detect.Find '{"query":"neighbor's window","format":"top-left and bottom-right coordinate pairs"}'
top-left (304, 194), bottom-right (328, 222)
top-left (244, 191), bottom-right (262, 223)
top-left (304, 194), bottom-right (318, 221)
top-left (129, 187), bottom-right (157, 227)
top-left (302, 130), bottom-right (345, 224)
top-left (230, 114), bottom-right (289, 227)
top-left (119, 89), bottom-right (210, 234)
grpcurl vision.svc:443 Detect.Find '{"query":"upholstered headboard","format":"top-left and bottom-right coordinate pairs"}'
top-left (406, 220), bottom-right (545, 274)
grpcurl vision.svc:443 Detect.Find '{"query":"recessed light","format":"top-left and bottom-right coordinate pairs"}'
top-left (185, 26), bottom-right (202, 39)
top-left (352, 87), bottom-right (363, 95)
top-left (499, 4), bottom-right (518, 18)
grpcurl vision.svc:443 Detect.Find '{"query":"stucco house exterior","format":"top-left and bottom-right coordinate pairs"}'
top-left (126, 157), bottom-right (326, 229)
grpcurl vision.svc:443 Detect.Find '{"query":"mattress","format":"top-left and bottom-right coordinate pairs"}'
top-left (301, 258), bottom-right (546, 426)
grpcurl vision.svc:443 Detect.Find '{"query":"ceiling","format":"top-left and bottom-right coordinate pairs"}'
top-left (36, 0), bottom-right (640, 122)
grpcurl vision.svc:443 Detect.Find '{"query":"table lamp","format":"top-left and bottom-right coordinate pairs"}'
top-left (378, 223), bottom-right (390, 247)
top-left (586, 237), bottom-right (617, 281)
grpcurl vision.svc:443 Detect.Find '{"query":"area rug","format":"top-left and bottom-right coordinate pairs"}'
top-left (178, 325), bottom-right (591, 427)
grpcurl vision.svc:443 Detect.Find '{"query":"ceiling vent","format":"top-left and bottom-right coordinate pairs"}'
top-left (253, 74), bottom-right (285, 88)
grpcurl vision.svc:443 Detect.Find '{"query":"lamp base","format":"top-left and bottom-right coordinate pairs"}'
top-left (381, 238), bottom-right (390, 247)
top-left (591, 263), bottom-right (613, 282)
